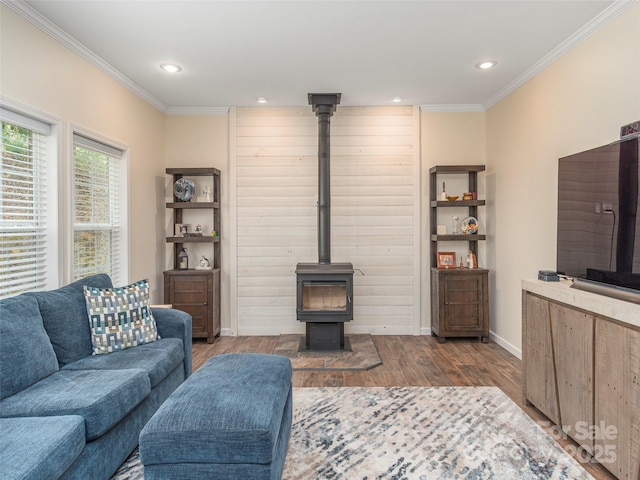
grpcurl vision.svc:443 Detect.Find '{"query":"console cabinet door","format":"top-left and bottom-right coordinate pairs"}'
top-left (595, 318), bottom-right (640, 480)
top-left (523, 292), bottom-right (594, 451)
top-left (523, 293), bottom-right (560, 424)
top-left (549, 301), bottom-right (594, 453)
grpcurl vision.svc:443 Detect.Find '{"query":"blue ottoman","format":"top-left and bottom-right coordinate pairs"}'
top-left (139, 353), bottom-right (293, 480)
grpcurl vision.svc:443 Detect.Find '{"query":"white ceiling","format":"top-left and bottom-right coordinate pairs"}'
top-left (11, 0), bottom-right (635, 112)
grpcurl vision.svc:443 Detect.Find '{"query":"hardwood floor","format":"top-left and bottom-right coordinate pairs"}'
top-left (192, 335), bottom-right (615, 480)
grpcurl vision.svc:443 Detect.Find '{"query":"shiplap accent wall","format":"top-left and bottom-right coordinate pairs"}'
top-left (231, 106), bottom-right (420, 335)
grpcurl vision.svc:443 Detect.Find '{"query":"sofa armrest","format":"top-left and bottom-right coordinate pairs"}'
top-left (152, 308), bottom-right (192, 378)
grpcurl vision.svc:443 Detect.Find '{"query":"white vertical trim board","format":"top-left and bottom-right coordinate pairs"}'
top-left (234, 106), bottom-right (418, 335)
top-left (411, 106), bottom-right (422, 335)
top-left (228, 108), bottom-right (239, 336)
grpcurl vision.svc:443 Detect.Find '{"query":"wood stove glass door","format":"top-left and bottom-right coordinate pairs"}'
top-left (301, 281), bottom-right (348, 312)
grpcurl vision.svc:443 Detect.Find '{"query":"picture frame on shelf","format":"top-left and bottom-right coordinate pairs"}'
top-left (437, 251), bottom-right (456, 269)
top-left (174, 224), bottom-right (190, 237)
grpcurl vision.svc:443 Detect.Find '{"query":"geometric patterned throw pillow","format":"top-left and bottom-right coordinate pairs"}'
top-left (83, 278), bottom-right (160, 355)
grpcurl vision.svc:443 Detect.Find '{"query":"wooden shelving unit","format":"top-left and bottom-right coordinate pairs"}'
top-left (164, 167), bottom-right (221, 343)
top-left (429, 165), bottom-right (489, 343)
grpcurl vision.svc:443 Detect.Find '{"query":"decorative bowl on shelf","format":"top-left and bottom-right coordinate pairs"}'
top-left (173, 178), bottom-right (195, 202)
top-left (446, 195), bottom-right (459, 201)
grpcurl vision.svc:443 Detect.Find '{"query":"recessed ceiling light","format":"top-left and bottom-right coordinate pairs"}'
top-left (392, 96), bottom-right (402, 103)
top-left (476, 61), bottom-right (497, 70)
top-left (160, 63), bottom-right (182, 73)
top-left (257, 97), bottom-right (268, 104)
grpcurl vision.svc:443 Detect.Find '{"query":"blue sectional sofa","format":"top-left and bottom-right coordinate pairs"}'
top-left (0, 274), bottom-right (192, 480)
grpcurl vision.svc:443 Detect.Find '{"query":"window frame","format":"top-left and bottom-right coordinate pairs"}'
top-left (0, 99), bottom-right (59, 298)
top-left (68, 126), bottom-right (129, 286)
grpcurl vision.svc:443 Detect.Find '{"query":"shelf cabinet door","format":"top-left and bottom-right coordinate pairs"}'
top-left (442, 272), bottom-right (485, 331)
top-left (431, 268), bottom-right (489, 341)
top-left (164, 270), bottom-right (220, 343)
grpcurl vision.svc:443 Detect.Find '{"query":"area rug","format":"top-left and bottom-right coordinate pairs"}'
top-left (111, 386), bottom-right (593, 480)
top-left (272, 333), bottom-right (382, 370)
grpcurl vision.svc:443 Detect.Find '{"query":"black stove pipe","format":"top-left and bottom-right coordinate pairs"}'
top-left (308, 93), bottom-right (341, 264)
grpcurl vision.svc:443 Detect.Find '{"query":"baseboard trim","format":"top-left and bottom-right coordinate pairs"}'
top-left (489, 330), bottom-right (522, 359)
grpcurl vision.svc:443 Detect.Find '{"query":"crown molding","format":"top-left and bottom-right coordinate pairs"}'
top-left (483, 0), bottom-right (639, 110)
top-left (2, 0), bottom-right (168, 113)
top-left (419, 104), bottom-right (485, 113)
top-left (166, 107), bottom-right (230, 116)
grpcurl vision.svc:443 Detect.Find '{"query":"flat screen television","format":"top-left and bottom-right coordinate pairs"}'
top-left (557, 134), bottom-right (640, 301)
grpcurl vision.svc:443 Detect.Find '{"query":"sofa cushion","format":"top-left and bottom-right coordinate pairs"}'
top-left (63, 337), bottom-right (184, 388)
top-left (26, 274), bottom-right (113, 366)
top-left (0, 295), bottom-right (59, 400)
top-left (0, 416), bottom-right (85, 480)
top-left (84, 278), bottom-right (159, 355)
top-left (0, 369), bottom-right (150, 441)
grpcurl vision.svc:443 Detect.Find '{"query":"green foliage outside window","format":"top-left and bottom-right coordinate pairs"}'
top-left (2, 122), bottom-right (35, 222)
top-left (73, 145), bottom-right (118, 280)
top-left (0, 121), bottom-right (44, 297)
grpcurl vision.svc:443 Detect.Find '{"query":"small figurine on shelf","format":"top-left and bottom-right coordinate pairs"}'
top-left (452, 216), bottom-right (460, 235)
top-left (178, 248), bottom-right (188, 270)
top-left (459, 256), bottom-right (464, 268)
top-left (440, 181), bottom-right (447, 201)
top-left (202, 185), bottom-right (212, 203)
top-left (467, 250), bottom-right (478, 269)
top-left (193, 224), bottom-right (203, 236)
top-left (196, 255), bottom-right (212, 270)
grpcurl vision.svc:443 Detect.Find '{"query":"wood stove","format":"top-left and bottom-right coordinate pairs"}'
top-left (296, 93), bottom-right (354, 350)
top-left (296, 262), bottom-right (353, 350)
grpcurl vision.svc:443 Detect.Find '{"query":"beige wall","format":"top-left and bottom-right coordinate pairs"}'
top-left (1, 5), bottom-right (167, 300)
top-left (486, 3), bottom-right (640, 355)
top-left (420, 111), bottom-right (487, 331)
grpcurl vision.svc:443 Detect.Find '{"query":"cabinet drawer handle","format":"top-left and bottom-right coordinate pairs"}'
top-left (203, 302), bottom-right (207, 306)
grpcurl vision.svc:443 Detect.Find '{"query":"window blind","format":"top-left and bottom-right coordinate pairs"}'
top-left (73, 133), bottom-right (124, 285)
top-left (0, 119), bottom-right (49, 298)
